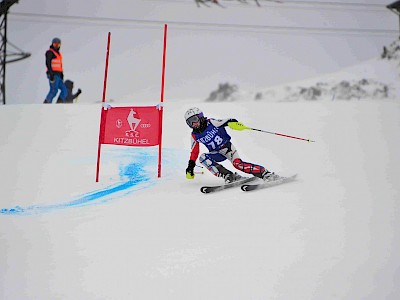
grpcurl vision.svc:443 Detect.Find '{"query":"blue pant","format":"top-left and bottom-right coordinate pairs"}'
top-left (45, 75), bottom-right (67, 103)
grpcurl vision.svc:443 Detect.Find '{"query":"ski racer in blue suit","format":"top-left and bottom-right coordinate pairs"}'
top-left (184, 107), bottom-right (276, 183)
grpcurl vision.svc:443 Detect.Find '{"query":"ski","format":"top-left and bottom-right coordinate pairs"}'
top-left (200, 177), bottom-right (257, 194)
top-left (241, 174), bottom-right (297, 192)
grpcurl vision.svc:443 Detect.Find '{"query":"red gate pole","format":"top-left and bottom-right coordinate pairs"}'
top-left (96, 32), bottom-right (111, 182)
top-left (158, 24), bottom-right (167, 178)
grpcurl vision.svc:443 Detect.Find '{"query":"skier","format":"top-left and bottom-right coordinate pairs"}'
top-left (184, 107), bottom-right (277, 183)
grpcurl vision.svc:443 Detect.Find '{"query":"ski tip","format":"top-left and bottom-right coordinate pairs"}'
top-left (241, 184), bottom-right (257, 192)
top-left (200, 187), bottom-right (209, 194)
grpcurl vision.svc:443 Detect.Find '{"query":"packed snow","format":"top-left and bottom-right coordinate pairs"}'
top-left (1, 91), bottom-right (400, 299)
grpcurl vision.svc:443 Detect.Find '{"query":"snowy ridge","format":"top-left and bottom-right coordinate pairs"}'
top-left (206, 39), bottom-right (400, 102)
top-left (382, 38), bottom-right (400, 61)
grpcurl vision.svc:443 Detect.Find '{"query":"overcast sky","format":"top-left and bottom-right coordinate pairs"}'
top-left (5, 0), bottom-right (399, 104)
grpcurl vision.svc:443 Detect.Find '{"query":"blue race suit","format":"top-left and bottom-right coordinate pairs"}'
top-left (189, 118), bottom-right (267, 178)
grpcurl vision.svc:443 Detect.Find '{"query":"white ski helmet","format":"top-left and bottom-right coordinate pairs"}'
top-left (184, 107), bottom-right (204, 128)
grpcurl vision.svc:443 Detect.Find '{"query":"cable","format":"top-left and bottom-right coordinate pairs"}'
top-left (151, 0), bottom-right (387, 11)
top-left (10, 12), bottom-right (398, 37)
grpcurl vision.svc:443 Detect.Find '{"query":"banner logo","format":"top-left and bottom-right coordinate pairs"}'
top-left (126, 109), bottom-right (141, 133)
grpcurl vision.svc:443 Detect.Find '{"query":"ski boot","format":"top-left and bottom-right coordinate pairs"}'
top-left (261, 170), bottom-right (279, 182)
top-left (223, 172), bottom-right (242, 184)
top-left (216, 164), bottom-right (240, 184)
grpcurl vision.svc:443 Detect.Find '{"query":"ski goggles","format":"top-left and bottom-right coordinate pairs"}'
top-left (186, 115), bottom-right (200, 128)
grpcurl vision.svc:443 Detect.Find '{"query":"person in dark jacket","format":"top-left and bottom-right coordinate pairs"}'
top-left (44, 37), bottom-right (67, 103)
top-left (56, 80), bottom-right (82, 103)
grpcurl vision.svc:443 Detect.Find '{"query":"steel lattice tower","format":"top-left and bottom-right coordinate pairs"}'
top-left (388, 1), bottom-right (400, 37)
top-left (0, 0), bottom-right (31, 105)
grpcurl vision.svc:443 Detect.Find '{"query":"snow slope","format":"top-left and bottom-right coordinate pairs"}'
top-left (1, 99), bottom-right (399, 299)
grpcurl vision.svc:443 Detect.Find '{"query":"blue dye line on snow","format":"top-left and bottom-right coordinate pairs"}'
top-left (1, 180), bottom-right (154, 216)
top-left (0, 150), bottom-right (159, 216)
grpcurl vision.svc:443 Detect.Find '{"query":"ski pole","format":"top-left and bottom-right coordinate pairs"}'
top-left (249, 127), bottom-right (315, 143)
top-left (228, 122), bottom-right (315, 142)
